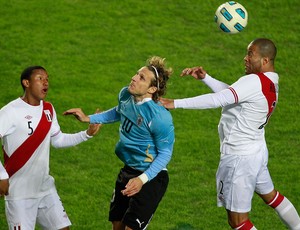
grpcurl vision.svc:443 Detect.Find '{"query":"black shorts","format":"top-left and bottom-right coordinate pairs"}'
top-left (109, 165), bottom-right (169, 230)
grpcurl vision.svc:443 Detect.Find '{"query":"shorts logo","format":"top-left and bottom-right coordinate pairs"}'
top-left (136, 218), bottom-right (144, 228)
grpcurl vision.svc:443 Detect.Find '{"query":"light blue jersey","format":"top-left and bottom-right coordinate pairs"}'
top-left (89, 87), bottom-right (175, 181)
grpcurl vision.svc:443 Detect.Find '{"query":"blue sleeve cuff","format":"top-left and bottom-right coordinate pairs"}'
top-left (144, 147), bottom-right (172, 181)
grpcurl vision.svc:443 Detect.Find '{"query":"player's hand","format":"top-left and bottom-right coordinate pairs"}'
top-left (159, 98), bottom-right (175, 109)
top-left (86, 109), bottom-right (102, 136)
top-left (180, 66), bottom-right (207, 80)
top-left (121, 177), bottom-right (143, 197)
top-left (0, 179), bottom-right (9, 196)
top-left (63, 108), bottom-right (90, 123)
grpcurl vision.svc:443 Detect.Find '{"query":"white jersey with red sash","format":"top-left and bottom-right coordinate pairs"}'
top-left (0, 98), bottom-right (61, 200)
top-left (219, 72), bottom-right (279, 155)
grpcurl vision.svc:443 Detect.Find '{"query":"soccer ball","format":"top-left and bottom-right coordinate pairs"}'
top-left (214, 1), bottom-right (248, 34)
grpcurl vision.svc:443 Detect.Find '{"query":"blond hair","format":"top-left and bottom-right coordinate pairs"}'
top-left (147, 56), bottom-right (173, 102)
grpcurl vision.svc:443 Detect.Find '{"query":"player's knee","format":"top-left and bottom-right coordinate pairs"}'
top-left (258, 189), bottom-right (278, 204)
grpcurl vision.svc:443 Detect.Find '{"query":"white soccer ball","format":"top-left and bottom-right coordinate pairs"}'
top-left (214, 1), bottom-right (248, 34)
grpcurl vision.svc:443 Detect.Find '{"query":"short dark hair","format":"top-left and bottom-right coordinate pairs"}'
top-left (20, 66), bottom-right (46, 91)
top-left (251, 38), bottom-right (277, 64)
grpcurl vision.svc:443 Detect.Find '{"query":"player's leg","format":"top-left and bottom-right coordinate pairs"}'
top-left (5, 198), bottom-right (39, 230)
top-left (226, 210), bottom-right (257, 230)
top-left (258, 190), bottom-right (300, 230)
top-left (110, 166), bottom-right (137, 230)
top-left (122, 170), bottom-right (169, 230)
top-left (216, 153), bottom-right (261, 229)
top-left (255, 147), bottom-right (300, 230)
top-left (36, 191), bottom-right (71, 230)
top-left (112, 220), bottom-right (126, 230)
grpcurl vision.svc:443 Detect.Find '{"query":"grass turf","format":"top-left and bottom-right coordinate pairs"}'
top-left (0, 0), bottom-right (299, 229)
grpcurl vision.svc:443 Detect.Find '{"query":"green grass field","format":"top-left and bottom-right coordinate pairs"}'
top-left (0, 0), bottom-right (299, 229)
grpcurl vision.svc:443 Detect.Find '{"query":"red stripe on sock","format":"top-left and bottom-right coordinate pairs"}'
top-left (235, 219), bottom-right (254, 230)
top-left (268, 192), bottom-right (284, 208)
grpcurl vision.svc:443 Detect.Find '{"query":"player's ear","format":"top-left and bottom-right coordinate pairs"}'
top-left (22, 79), bottom-right (30, 88)
top-left (262, 57), bottom-right (270, 66)
top-left (148, 86), bottom-right (157, 94)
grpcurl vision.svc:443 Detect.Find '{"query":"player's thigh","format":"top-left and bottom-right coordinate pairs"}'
top-left (109, 181), bottom-right (131, 222)
top-left (123, 170), bottom-right (169, 229)
top-left (216, 153), bottom-right (262, 212)
top-left (5, 198), bottom-right (39, 230)
top-left (255, 147), bottom-right (274, 195)
top-left (109, 167), bottom-right (136, 222)
top-left (37, 192), bottom-right (71, 230)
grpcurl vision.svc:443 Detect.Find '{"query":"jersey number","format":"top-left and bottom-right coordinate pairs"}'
top-left (257, 73), bottom-right (277, 130)
top-left (219, 181), bottom-right (224, 195)
top-left (122, 118), bottom-right (133, 133)
top-left (259, 101), bottom-right (276, 129)
top-left (27, 121), bottom-right (33, 135)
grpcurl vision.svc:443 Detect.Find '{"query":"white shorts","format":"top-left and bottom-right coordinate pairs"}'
top-left (5, 191), bottom-right (71, 230)
top-left (216, 145), bottom-right (274, 213)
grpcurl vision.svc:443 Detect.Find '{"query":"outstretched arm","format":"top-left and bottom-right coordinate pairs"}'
top-left (180, 66), bottom-right (207, 79)
top-left (181, 66), bottom-right (229, 92)
top-left (159, 66), bottom-right (231, 109)
top-left (64, 107), bottom-right (120, 124)
top-left (51, 130), bottom-right (96, 148)
top-left (159, 98), bottom-right (175, 110)
top-left (53, 109), bottom-right (102, 148)
top-left (160, 88), bottom-right (236, 110)
top-left (63, 108), bottom-right (90, 122)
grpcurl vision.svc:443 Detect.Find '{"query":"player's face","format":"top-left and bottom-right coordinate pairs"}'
top-left (244, 43), bottom-right (263, 74)
top-left (23, 69), bottom-right (49, 105)
top-left (128, 66), bottom-right (156, 102)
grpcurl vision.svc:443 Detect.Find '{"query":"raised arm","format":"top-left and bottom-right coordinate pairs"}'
top-left (64, 107), bottom-right (120, 124)
top-left (63, 108), bottom-right (90, 122)
top-left (181, 66), bottom-right (229, 92)
top-left (180, 66), bottom-right (207, 79)
top-left (160, 88), bottom-right (236, 110)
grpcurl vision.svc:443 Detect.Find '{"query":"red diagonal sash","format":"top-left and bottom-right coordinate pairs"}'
top-left (3, 101), bottom-right (53, 177)
top-left (257, 73), bottom-right (277, 129)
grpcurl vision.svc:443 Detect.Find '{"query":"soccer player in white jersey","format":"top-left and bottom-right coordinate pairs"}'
top-left (64, 56), bottom-right (175, 230)
top-left (160, 38), bottom-right (300, 230)
top-left (0, 66), bottom-right (101, 230)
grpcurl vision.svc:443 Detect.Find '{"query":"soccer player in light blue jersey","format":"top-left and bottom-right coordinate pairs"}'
top-left (64, 56), bottom-right (175, 230)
